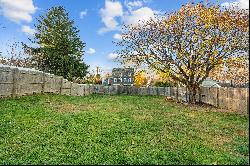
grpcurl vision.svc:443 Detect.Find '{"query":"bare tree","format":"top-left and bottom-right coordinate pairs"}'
top-left (0, 41), bottom-right (34, 68)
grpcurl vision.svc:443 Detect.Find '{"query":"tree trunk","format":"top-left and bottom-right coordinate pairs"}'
top-left (176, 84), bottom-right (179, 103)
top-left (198, 86), bottom-right (202, 103)
top-left (187, 85), bottom-right (197, 104)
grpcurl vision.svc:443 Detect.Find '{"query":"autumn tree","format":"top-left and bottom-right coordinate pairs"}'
top-left (153, 71), bottom-right (176, 87)
top-left (115, 2), bottom-right (249, 103)
top-left (209, 54), bottom-right (249, 86)
top-left (94, 74), bottom-right (102, 84)
top-left (134, 70), bottom-right (148, 86)
top-left (24, 6), bottom-right (89, 81)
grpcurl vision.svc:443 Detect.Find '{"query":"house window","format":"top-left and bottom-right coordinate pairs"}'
top-left (114, 78), bottom-right (117, 83)
top-left (123, 78), bottom-right (127, 82)
top-left (107, 78), bottom-right (112, 85)
top-left (128, 78), bottom-right (131, 83)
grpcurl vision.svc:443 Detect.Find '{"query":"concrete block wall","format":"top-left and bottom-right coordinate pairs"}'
top-left (16, 69), bottom-right (44, 96)
top-left (61, 79), bottom-right (71, 95)
top-left (71, 83), bottom-right (80, 96)
top-left (0, 66), bottom-right (248, 114)
top-left (44, 74), bottom-right (62, 94)
top-left (0, 67), bottom-right (14, 97)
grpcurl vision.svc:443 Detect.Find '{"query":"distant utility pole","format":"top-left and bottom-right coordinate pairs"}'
top-left (96, 66), bottom-right (101, 75)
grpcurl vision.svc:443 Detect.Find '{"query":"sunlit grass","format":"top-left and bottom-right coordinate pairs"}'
top-left (0, 94), bottom-right (248, 165)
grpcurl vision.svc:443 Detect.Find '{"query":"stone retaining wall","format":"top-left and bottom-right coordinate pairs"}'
top-left (0, 66), bottom-right (248, 114)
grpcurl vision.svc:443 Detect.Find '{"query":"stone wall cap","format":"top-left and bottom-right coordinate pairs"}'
top-left (0, 64), bottom-right (43, 73)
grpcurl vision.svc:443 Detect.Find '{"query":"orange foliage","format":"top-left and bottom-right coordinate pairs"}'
top-left (209, 55), bottom-right (249, 85)
top-left (134, 70), bottom-right (148, 86)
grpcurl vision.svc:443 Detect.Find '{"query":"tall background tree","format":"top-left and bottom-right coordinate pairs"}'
top-left (115, 2), bottom-right (249, 103)
top-left (24, 6), bottom-right (89, 81)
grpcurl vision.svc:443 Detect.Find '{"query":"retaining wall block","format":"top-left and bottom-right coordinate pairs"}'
top-left (0, 67), bottom-right (13, 97)
top-left (71, 83), bottom-right (80, 96)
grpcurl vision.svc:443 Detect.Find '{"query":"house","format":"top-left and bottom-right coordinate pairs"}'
top-left (102, 68), bottom-right (134, 86)
top-left (201, 78), bottom-right (249, 88)
top-left (102, 77), bottom-right (113, 86)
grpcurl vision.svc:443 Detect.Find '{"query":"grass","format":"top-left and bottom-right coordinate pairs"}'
top-left (0, 94), bottom-right (248, 165)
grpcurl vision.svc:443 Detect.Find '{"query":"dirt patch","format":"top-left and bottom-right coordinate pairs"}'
top-left (213, 134), bottom-right (233, 146)
top-left (51, 103), bottom-right (79, 113)
top-left (107, 107), bottom-right (123, 112)
top-left (163, 100), bottom-right (238, 114)
top-left (46, 100), bottom-right (97, 113)
top-left (132, 114), bottom-right (153, 121)
top-left (60, 103), bottom-right (78, 113)
top-left (79, 103), bottom-right (97, 110)
top-left (237, 130), bottom-right (248, 136)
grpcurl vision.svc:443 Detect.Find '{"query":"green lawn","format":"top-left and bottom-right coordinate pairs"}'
top-left (0, 94), bottom-right (248, 165)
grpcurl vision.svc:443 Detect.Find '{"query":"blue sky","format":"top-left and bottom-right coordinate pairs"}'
top-left (0, 0), bottom-right (248, 75)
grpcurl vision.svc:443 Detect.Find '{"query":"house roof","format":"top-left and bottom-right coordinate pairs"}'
top-left (201, 78), bottom-right (221, 88)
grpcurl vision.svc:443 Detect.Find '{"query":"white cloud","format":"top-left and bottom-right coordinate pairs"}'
top-left (86, 48), bottom-right (96, 54)
top-left (108, 53), bottom-right (119, 60)
top-left (0, 0), bottom-right (37, 23)
top-left (98, 0), bottom-right (158, 34)
top-left (124, 7), bottom-right (155, 25)
top-left (221, 0), bottom-right (249, 9)
top-left (98, 0), bottom-right (123, 34)
top-left (80, 10), bottom-right (87, 19)
top-left (127, 1), bottom-right (143, 7)
top-left (125, 0), bottom-right (143, 11)
top-left (113, 33), bottom-right (122, 40)
top-left (21, 25), bottom-right (35, 36)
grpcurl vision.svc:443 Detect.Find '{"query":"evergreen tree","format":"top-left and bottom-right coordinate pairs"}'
top-left (25, 6), bottom-right (89, 81)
